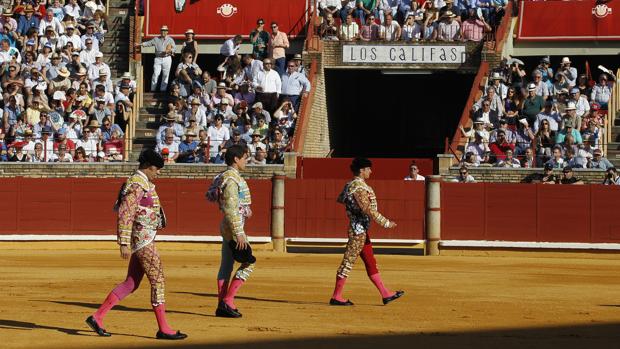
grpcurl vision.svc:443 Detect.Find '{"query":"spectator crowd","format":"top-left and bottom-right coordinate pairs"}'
top-left (317, 0), bottom-right (505, 42)
top-left (0, 0), bottom-right (132, 163)
top-left (143, 18), bottom-right (311, 165)
top-left (460, 55), bottom-right (616, 171)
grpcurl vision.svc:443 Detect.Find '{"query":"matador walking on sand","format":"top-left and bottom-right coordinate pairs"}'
top-left (86, 149), bottom-right (187, 340)
top-left (330, 157), bottom-right (405, 306)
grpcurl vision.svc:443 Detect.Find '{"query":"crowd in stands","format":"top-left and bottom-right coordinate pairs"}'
top-left (143, 19), bottom-right (310, 165)
top-left (0, 0), bottom-right (132, 163)
top-left (460, 56), bottom-right (616, 170)
top-left (317, 0), bottom-right (505, 42)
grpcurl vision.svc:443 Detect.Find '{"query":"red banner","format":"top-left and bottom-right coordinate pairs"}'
top-left (144, 0), bottom-right (310, 39)
top-left (517, 0), bottom-right (620, 41)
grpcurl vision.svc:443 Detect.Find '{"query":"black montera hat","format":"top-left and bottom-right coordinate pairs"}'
top-left (351, 157), bottom-right (372, 173)
top-left (139, 149), bottom-right (165, 169)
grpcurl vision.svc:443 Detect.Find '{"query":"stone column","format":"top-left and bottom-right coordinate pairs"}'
top-left (271, 172), bottom-right (286, 252)
top-left (425, 175), bottom-right (442, 256)
top-left (436, 154), bottom-right (454, 176)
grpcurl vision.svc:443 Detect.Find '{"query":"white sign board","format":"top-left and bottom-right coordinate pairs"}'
top-left (342, 45), bottom-right (467, 64)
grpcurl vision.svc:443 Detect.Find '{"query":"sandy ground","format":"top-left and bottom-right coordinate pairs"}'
top-left (2, 242), bottom-right (620, 349)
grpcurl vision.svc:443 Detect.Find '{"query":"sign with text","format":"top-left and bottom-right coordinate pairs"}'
top-left (342, 45), bottom-right (467, 64)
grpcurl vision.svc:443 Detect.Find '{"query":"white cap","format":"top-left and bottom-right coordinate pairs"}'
top-left (561, 57), bottom-right (571, 64)
top-left (527, 83), bottom-right (536, 91)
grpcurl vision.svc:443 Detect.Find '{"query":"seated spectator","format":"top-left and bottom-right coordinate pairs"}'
top-left (247, 131), bottom-right (266, 156)
top-left (234, 83), bottom-right (255, 106)
top-left (569, 87), bottom-right (589, 119)
top-left (33, 112), bottom-right (52, 138)
top-left (175, 52), bottom-right (202, 97)
top-left (559, 102), bottom-right (581, 132)
top-left (9, 142), bottom-right (29, 162)
top-left (521, 163), bottom-right (557, 184)
top-left (273, 100), bottom-right (297, 137)
top-left (89, 96), bottom-right (112, 124)
top-left (319, 13), bottom-right (339, 41)
top-left (103, 130), bottom-right (124, 156)
top-left (267, 127), bottom-right (288, 163)
top-left (339, 14), bottom-right (359, 41)
top-left (185, 115), bottom-right (202, 137)
top-left (521, 147), bottom-right (535, 168)
top-left (488, 129), bottom-right (514, 162)
top-left (588, 148), bottom-right (613, 170)
top-left (555, 120), bottom-right (582, 145)
top-left (157, 131), bottom-right (180, 162)
top-left (248, 146), bottom-right (267, 165)
top-left (209, 99), bottom-right (236, 127)
top-left (559, 166), bottom-right (583, 185)
top-left (156, 111), bottom-right (184, 144)
top-left (381, 14), bottom-right (401, 41)
top-left (545, 146), bottom-right (565, 169)
top-left (436, 11), bottom-right (459, 42)
top-left (602, 167), bottom-right (620, 185)
top-left (404, 162), bottom-right (424, 180)
top-left (465, 132), bottom-right (489, 164)
top-left (474, 86), bottom-right (503, 118)
top-left (360, 15), bottom-right (381, 41)
top-left (266, 148), bottom-right (281, 164)
top-left (101, 117), bottom-right (124, 142)
top-left (37, 126), bottom-right (55, 161)
top-left (581, 120), bottom-right (600, 148)
top-left (556, 57), bottom-right (577, 87)
top-left (461, 152), bottom-right (479, 167)
top-left (580, 103), bottom-right (604, 132)
top-left (590, 73), bottom-right (614, 110)
top-left (491, 72), bottom-right (509, 100)
top-left (533, 100), bottom-right (560, 133)
top-left (30, 142), bottom-right (46, 162)
top-left (531, 70), bottom-right (549, 100)
top-left (238, 120), bottom-right (254, 143)
top-left (254, 115), bottom-right (269, 139)
top-left (565, 148), bottom-right (586, 169)
top-left (461, 9), bottom-right (490, 42)
top-left (211, 82), bottom-right (234, 109)
top-left (114, 84), bottom-right (133, 129)
top-left (472, 99), bottom-right (499, 129)
top-left (49, 143), bottom-right (73, 162)
top-left (514, 120), bottom-right (534, 155)
top-left (251, 102), bottom-right (272, 125)
top-left (177, 131), bottom-right (199, 163)
top-left (53, 129), bottom-right (76, 156)
top-left (495, 149), bottom-right (521, 168)
top-left (115, 72), bottom-right (137, 96)
top-left (74, 146), bottom-right (89, 162)
top-left (453, 166), bottom-right (476, 183)
top-left (222, 128), bottom-right (247, 153)
top-left (185, 98), bottom-right (208, 128)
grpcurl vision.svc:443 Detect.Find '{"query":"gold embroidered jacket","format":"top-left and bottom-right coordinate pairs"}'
top-left (218, 167), bottom-right (252, 240)
top-left (337, 177), bottom-right (390, 235)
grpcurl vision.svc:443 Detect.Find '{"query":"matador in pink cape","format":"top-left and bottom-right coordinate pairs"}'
top-left (85, 149), bottom-right (187, 340)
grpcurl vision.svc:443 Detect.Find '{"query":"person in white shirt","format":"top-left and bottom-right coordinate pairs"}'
top-left (242, 54), bottom-right (263, 82)
top-left (220, 35), bottom-right (242, 59)
top-left (79, 37), bottom-right (97, 67)
top-left (381, 14), bottom-right (401, 41)
top-left (64, 0), bottom-right (82, 19)
top-left (437, 11), bottom-right (460, 41)
top-left (206, 114), bottom-right (230, 163)
top-left (38, 9), bottom-right (64, 36)
top-left (339, 13), bottom-right (359, 41)
top-left (81, 23), bottom-right (100, 52)
top-left (404, 163), bottom-right (425, 181)
top-left (87, 52), bottom-right (111, 82)
top-left (184, 99), bottom-right (207, 128)
top-left (252, 58), bottom-right (281, 115)
top-left (569, 88), bottom-right (590, 119)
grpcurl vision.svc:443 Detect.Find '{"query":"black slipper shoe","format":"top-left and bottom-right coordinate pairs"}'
top-left (85, 315), bottom-right (111, 337)
top-left (156, 330), bottom-right (188, 340)
top-left (216, 301), bottom-right (242, 318)
top-left (383, 290), bottom-right (405, 305)
top-left (329, 298), bottom-right (354, 306)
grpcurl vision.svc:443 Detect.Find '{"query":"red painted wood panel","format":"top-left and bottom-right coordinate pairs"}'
top-left (284, 179), bottom-right (425, 240)
top-left (441, 183), bottom-right (486, 240)
top-left (144, 0), bottom-right (309, 39)
top-left (0, 177), bottom-right (271, 236)
top-left (485, 184), bottom-right (537, 241)
top-left (590, 185), bottom-right (620, 243)
top-left (536, 185), bottom-right (591, 243)
top-left (300, 158), bottom-right (434, 180)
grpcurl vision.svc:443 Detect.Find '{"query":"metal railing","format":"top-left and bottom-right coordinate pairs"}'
top-left (290, 59), bottom-right (318, 154)
top-left (605, 68), bottom-right (620, 157)
top-left (125, 0), bottom-right (144, 161)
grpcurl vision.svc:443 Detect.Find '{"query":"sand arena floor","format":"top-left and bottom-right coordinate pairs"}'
top-left (1, 242), bottom-right (620, 349)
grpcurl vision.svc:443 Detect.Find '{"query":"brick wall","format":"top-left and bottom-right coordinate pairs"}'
top-left (302, 71), bottom-right (331, 157)
top-left (442, 166), bottom-right (607, 184)
top-left (0, 163), bottom-right (289, 179)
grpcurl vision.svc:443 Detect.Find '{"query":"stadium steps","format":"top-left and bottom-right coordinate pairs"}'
top-left (102, 0), bottom-right (132, 76)
top-left (129, 92), bottom-right (168, 160)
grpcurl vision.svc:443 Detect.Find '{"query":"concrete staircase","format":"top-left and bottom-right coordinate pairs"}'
top-left (129, 92), bottom-right (168, 160)
top-left (102, 0), bottom-right (132, 78)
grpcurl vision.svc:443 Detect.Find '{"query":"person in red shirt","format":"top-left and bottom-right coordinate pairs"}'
top-left (53, 129), bottom-right (76, 157)
top-left (489, 129), bottom-right (515, 162)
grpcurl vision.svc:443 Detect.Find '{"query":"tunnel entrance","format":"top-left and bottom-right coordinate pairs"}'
top-left (324, 69), bottom-right (475, 158)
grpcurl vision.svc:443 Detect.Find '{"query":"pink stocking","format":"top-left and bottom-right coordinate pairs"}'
top-left (223, 278), bottom-right (244, 309)
top-left (331, 276), bottom-right (347, 302)
top-left (153, 304), bottom-right (175, 335)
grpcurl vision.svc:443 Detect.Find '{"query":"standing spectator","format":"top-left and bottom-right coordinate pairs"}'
top-left (206, 114), bottom-right (230, 163)
top-left (536, 57), bottom-right (554, 90)
top-left (175, 52), bottom-right (202, 97)
top-left (590, 74), bottom-right (613, 110)
top-left (137, 25), bottom-right (175, 92)
top-left (381, 13), bottom-right (401, 41)
top-left (250, 19), bottom-right (270, 60)
top-left (242, 54), bottom-right (264, 83)
top-left (602, 167), bottom-right (620, 185)
top-left (404, 162), bottom-right (424, 180)
top-left (269, 22), bottom-right (289, 76)
top-left (559, 166), bottom-right (583, 185)
top-left (219, 35), bottom-right (242, 62)
top-left (280, 62), bottom-right (311, 113)
top-left (436, 11), bottom-right (460, 42)
top-left (181, 29), bottom-right (198, 64)
top-left (453, 166), bottom-right (476, 183)
top-left (522, 83), bottom-right (544, 125)
top-left (356, 0), bottom-right (378, 24)
top-left (339, 13), bottom-right (360, 41)
top-left (252, 58), bottom-right (281, 116)
top-left (319, 0), bottom-right (343, 18)
top-left (556, 57), bottom-right (577, 87)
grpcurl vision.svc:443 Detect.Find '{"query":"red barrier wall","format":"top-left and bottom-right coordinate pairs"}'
top-left (298, 158), bottom-right (434, 180)
top-left (517, 0), bottom-right (620, 41)
top-left (441, 183), bottom-right (620, 243)
top-left (0, 178), bottom-right (271, 236)
top-left (285, 179), bottom-right (426, 240)
top-left (144, 0), bottom-right (309, 39)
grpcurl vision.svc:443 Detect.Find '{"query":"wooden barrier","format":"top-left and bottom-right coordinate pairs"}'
top-left (284, 179), bottom-right (426, 240)
top-left (0, 178), bottom-right (272, 237)
top-left (298, 158), bottom-right (434, 180)
top-left (441, 182), bottom-right (620, 243)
